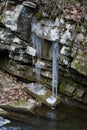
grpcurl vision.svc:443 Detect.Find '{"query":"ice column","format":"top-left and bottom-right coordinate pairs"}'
top-left (52, 41), bottom-right (58, 98)
top-left (31, 34), bottom-right (43, 85)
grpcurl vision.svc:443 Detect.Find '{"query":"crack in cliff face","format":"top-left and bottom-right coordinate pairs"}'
top-left (0, 50), bottom-right (9, 59)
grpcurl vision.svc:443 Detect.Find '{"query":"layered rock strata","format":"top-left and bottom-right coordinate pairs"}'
top-left (0, 0), bottom-right (87, 107)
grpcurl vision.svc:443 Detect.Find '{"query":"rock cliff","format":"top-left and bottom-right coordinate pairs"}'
top-left (0, 0), bottom-right (87, 107)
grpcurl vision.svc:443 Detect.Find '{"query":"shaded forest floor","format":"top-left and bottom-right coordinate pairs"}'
top-left (0, 69), bottom-right (32, 104)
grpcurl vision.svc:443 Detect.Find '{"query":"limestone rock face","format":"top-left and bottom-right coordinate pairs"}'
top-left (1, 5), bottom-right (23, 31)
top-left (0, 3), bottom-right (33, 42)
top-left (31, 17), bottom-right (74, 43)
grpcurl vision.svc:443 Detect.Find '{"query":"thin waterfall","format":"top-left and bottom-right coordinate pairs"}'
top-left (52, 41), bottom-right (58, 98)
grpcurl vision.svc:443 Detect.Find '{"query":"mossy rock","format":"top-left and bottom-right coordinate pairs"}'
top-left (83, 92), bottom-right (87, 104)
top-left (81, 41), bottom-right (87, 47)
top-left (35, 10), bottom-right (42, 21)
top-left (59, 82), bottom-right (76, 97)
top-left (73, 88), bottom-right (84, 102)
top-left (0, 100), bottom-right (37, 113)
top-left (82, 21), bottom-right (87, 29)
top-left (71, 49), bottom-right (87, 76)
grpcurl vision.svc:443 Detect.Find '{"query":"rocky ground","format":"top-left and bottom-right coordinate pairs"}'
top-left (0, 69), bottom-right (32, 104)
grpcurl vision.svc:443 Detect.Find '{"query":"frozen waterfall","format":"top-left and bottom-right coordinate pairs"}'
top-left (31, 34), bottom-right (44, 86)
top-left (52, 41), bottom-right (58, 98)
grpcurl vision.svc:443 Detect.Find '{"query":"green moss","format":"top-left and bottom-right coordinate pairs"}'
top-left (71, 58), bottom-right (80, 70)
top-left (66, 38), bottom-right (72, 44)
top-left (74, 62), bottom-right (79, 69)
top-left (82, 21), bottom-right (87, 29)
top-left (50, 10), bottom-right (58, 20)
top-left (0, 9), bottom-right (6, 23)
top-left (82, 42), bottom-right (87, 47)
top-left (71, 49), bottom-right (87, 76)
top-left (58, 15), bottom-right (63, 20)
top-left (59, 83), bottom-right (66, 92)
top-left (35, 10), bottom-right (42, 21)
top-left (75, 24), bottom-right (81, 33)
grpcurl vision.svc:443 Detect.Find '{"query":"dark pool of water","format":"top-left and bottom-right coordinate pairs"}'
top-left (0, 104), bottom-right (87, 130)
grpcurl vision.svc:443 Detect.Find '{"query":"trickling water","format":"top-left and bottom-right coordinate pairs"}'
top-left (52, 41), bottom-right (58, 98)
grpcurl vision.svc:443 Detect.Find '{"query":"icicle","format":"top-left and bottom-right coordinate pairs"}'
top-left (31, 34), bottom-right (43, 58)
top-left (46, 41), bottom-right (58, 106)
top-left (35, 59), bottom-right (41, 84)
top-left (31, 34), bottom-right (44, 87)
top-left (52, 41), bottom-right (58, 98)
top-left (35, 36), bottom-right (43, 85)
